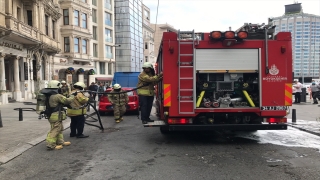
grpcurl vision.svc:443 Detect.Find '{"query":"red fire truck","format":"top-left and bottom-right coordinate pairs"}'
top-left (145, 23), bottom-right (292, 133)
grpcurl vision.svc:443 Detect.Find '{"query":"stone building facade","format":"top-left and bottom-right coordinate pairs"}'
top-left (0, 0), bottom-right (61, 104)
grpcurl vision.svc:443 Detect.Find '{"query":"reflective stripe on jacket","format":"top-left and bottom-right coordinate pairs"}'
top-left (49, 94), bottom-right (74, 123)
top-left (67, 90), bottom-right (89, 116)
top-left (136, 71), bottom-right (160, 96)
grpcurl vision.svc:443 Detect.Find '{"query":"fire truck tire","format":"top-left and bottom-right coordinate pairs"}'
top-left (160, 126), bottom-right (170, 134)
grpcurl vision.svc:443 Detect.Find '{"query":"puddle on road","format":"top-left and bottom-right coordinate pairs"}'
top-left (235, 127), bottom-right (320, 152)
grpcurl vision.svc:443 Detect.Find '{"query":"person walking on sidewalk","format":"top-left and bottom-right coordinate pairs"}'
top-left (67, 82), bottom-right (90, 138)
top-left (136, 62), bottom-right (163, 124)
top-left (310, 81), bottom-right (320, 104)
top-left (45, 80), bottom-right (74, 150)
top-left (293, 80), bottom-right (302, 104)
top-left (107, 84), bottom-right (129, 123)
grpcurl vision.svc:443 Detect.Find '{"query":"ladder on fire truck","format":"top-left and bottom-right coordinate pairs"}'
top-left (177, 30), bottom-right (197, 114)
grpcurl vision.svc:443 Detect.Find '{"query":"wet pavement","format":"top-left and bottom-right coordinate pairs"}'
top-left (0, 97), bottom-right (319, 165)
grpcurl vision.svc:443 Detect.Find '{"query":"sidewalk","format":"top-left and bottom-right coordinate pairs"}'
top-left (0, 99), bottom-right (71, 164)
top-left (0, 99), bottom-right (320, 165)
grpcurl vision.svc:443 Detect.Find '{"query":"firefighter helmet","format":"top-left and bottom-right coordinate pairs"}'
top-left (113, 84), bottom-right (121, 90)
top-left (61, 80), bottom-right (66, 84)
top-left (74, 82), bottom-right (86, 89)
top-left (47, 80), bottom-right (61, 88)
top-left (142, 62), bottom-right (153, 69)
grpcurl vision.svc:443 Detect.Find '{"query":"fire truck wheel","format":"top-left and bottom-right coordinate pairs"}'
top-left (160, 126), bottom-right (170, 134)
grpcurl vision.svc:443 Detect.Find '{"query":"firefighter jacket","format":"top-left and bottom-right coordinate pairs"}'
top-left (61, 85), bottom-right (70, 97)
top-left (107, 90), bottom-right (129, 106)
top-left (67, 90), bottom-right (89, 116)
top-left (49, 94), bottom-right (74, 123)
top-left (136, 71), bottom-right (161, 96)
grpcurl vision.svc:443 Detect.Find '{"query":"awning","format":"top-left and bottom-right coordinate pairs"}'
top-left (95, 77), bottom-right (113, 81)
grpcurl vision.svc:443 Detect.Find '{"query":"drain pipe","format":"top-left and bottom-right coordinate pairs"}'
top-left (265, 27), bottom-right (269, 74)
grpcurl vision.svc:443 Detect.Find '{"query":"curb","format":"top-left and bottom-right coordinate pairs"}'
top-left (288, 124), bottom-right (320, 137)
top-left (0, 120), bottom-right (70, 165)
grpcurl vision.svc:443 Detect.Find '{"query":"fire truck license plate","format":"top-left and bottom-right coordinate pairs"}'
top-left (260, 106), bottom-right (288, 111)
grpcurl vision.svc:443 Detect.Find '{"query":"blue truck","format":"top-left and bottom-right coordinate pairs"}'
top-left (112, 72), bottom-right (140, 88)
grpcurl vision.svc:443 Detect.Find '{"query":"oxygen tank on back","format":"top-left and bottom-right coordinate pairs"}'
top-left (36, 93), bottom-right (46, 114)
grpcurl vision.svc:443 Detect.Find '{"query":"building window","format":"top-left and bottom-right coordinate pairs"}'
top-left (108, 63), bottom-right (112, 75)
top-left (105, 45), bottom-right (112, 58)
top-left (74, 38), bottom-right (79, 53)
top-left (63, 9), bottom-right (69, 25)
top-left (92, 9), bottom-right (97, 23)
top-left (105, 28), bottom-right (112, 42)
top-left (82, 13), bottom-right (87, 28)
top-left (52, 20), bottom-right (55, 39)
top-left (74, 10), bottom-right (79, 26)
top-left (104, 12), bottom-right (112, 26)
top-left (82, 39), bottom-right (87, 54)
top-left (27, 10), bottom-right (32, 26)
top-left (64, 37), bottom-right (70, 52)
top-left (145, 56), bottom-right (148, 62)
top-left (99, 62), bottom-right (106, 74)
top-left (104, 0), bottom-right (111, 10)
top-left (82, 0), bottom-right (86, 2)
top-left (92, 0), bottom-right (97, 6)
top-left (144, 9), bottom-right (149, 20)
top-left (145, 42), bottom-right (148, 49)
top-left (45, 15), bottom-right (49, 35)
top-left (93, 43), bottom-right (98, 57)
top-left (93, 26), bottom-right (97, 40)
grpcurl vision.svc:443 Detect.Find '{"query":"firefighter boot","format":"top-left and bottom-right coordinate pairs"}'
top-left (54, 145), bottom-right (63, 150)
top-left (115, 119), bottom-right (120, 123)
top-left (62, 141), bottom-right (71, 146)
top-left (120, 117), bottom-right (124, 121)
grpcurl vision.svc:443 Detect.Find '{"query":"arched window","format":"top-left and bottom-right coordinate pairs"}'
top-left (41, 57), bottom-right (46, 80)
top-left (32, 55), bottom-right (37, 81)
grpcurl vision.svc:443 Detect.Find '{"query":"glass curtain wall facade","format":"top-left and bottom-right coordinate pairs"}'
top-left (273, 13), bottom-right (320, 79)
top-left (115, 0), bottom-right (143, 72)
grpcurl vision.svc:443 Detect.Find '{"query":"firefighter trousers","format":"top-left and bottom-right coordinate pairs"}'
top-left (113, 104), bottom-right (126, 120)
top-left (46, 121), bottom-right (65, 149)
top-left (139, 95), bottom-right (154, 121)
top-left (70, 115), bottom-right (85, 136)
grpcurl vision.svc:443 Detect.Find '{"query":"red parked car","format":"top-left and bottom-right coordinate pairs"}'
top-left (98, 87), bottom-right (139, 115)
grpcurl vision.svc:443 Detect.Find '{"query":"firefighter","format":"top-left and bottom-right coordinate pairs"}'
top-left (60, 80), bottom-right (70, 97)
top-left (310, 80), bottom-right (320, 104)
top-left (107, 84), bottom-right (129, 123)
top-left (137, 62), bottom-right (163, 124)
top-left (67, 82), bottom-right (90, 138)
top-left (46, 80), bottom-right (74, 150)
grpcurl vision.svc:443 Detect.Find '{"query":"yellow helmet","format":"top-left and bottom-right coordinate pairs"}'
top-left (47, 80), bottom-right (61, 88)
top-left (142, 62), bottom-right (153, 69)
top-left (113, 83), bottom-right (121, 90)
top-left (74, 82), bottom-right (86, 89)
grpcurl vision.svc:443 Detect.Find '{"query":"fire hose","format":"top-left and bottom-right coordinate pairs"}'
top-left (73, 84), bottom-right (149, 131)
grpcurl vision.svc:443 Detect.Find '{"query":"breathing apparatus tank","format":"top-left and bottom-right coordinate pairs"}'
top-left (36, 93), bottom-right (46, 114)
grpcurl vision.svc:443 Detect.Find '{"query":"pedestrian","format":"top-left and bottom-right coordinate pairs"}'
top-left (107, 84), bottom-right (129, 123)
top-left (293, 80), bottom-right (302, 104)
top-left (88, 82), bottom-right (98, 101)
top-left (60, 80), bottom-right (70, 97)
top-left (310, 80), bottom-right (320, 104)
top-left (67, 82), bottom-right (90, 138)
top-left (136, 62), bottom-right (163, 124)
top-left (97, 83), bottom-right (106, 101)
top-left (45, 80), bottom-right (74, 150)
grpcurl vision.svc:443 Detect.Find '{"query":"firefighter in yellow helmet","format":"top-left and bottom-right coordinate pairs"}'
top-left (60, 80), bottom-right (70, 97)
top-left (107, 83), bottom-right (129, 123)
top-left (137, 62), bottom-right (163, 124)
top-left (45, 80), bottom-right (74, 150)
top-left (67, 82), bottom-right (90, 138)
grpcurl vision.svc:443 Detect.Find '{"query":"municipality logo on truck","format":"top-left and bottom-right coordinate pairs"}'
top-left (263, 64), bottom-right (287, 82)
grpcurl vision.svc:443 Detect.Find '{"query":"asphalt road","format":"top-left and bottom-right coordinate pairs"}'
top-left (1, 112), bottom-right (320, 180)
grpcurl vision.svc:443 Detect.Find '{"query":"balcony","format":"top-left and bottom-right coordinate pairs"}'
top-left (4, 15), bottom-right (60, 52)
top-left (143, 35), bottom-right (154, 41)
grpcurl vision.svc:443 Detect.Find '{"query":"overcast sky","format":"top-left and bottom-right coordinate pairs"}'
top-left (142, 0), bottom-right (320, 32)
